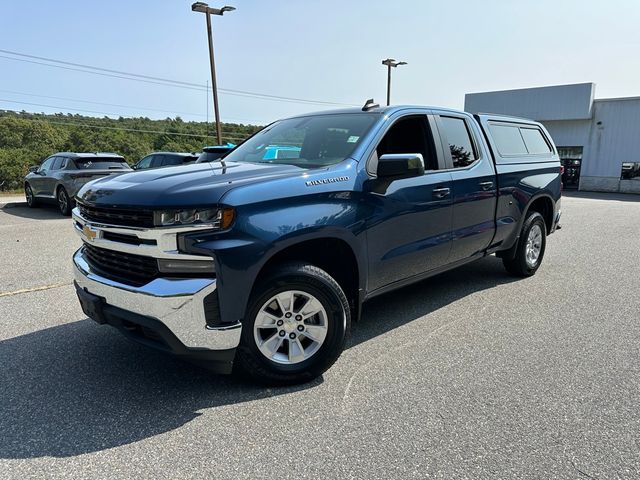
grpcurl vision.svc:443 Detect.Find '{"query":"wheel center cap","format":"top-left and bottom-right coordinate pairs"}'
top-left (283, 318), bottom-right (297, 331)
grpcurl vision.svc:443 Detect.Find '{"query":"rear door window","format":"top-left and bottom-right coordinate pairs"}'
top-left (149, 155), bottom-right (163, 168)
top-left (489, 124), bottom-right (528, 156)
top-left (520, 127), bottom-right (552, 154)
top-left (161, 155), bottom-right (186, 167)
top-left (438, 116), bottom-right (477, 168)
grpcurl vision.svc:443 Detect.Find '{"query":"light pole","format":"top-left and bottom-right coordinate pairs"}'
top-left (381, 58), bottom-right (407, 106)
top-left (192, 2), bottom-right (235, 145)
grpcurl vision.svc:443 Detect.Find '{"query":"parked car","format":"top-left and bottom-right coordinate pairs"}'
top-left (133, 152), bottom-right (199, 170)
top-left (195, 143), bottom-right (235, 163)
top-left (25, 152), bottom-right (131, 215)
top-left (72, 104), bottom-right (562, 385)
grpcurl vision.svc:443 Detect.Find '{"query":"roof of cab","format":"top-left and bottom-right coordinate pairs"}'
top-left (286, 104), bottom-right (472, 119)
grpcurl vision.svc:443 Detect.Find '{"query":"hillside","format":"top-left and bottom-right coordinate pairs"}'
top-left (0, 110), bottom-right (262, 190)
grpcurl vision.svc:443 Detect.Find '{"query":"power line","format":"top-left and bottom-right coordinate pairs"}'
top-left (0, 88), bottom-right (264, 124)
top-left (0, 98), bottom-right (253, 135)
top-left (0, 108), bottom-right (251, 141)
top-left (0, 53), bottom-right (346, 107)
top-left (0, 49), bottom-right (359, 107)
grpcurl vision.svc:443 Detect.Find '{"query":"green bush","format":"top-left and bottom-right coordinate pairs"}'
top-left (0, 111), bottom-right (260, 191)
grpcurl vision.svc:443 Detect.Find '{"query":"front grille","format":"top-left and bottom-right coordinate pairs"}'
top-left (83, 243), bottom-right (158, 286)
top-left (78, 202), bottom-right (154, 228)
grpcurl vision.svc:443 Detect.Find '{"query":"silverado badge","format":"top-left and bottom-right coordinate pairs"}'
top-left (305, 176), bottom-right (349, 187)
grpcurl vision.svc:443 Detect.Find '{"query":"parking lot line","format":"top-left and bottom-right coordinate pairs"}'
top-left (0, 282), bottom-right (71, 298)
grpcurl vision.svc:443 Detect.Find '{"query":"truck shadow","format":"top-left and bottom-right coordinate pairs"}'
top-left (0, 256), bottom-right (516, 459)
top-left (352, 256), bottom-right (518, 347)
top-left (1, 203), bottom-right (67, 220)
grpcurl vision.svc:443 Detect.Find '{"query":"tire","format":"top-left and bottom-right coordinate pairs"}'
top-left (235, 262), bottom-right (351, 385)
top-left (25, 183), bottom-right (38, 208)
top-left (57, 186), bottom-right (73, 216)
top-left (502, 211), bottom-right (547, 277)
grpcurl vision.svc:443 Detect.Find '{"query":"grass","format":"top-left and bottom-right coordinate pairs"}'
top-left (0, 189), bottom-right (24, 196)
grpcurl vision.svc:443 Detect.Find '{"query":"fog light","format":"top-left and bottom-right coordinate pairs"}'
top-left (157, 258), bottom-right (215, 274)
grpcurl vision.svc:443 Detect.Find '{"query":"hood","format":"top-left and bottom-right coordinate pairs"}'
top-left (76, 161), bottom-right (306, 208)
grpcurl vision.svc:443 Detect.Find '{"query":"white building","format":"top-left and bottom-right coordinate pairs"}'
top-left (464, 83), bottom-right (640, 193)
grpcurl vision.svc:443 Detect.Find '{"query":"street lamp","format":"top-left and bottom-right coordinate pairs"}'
top-left (192, 2), bottom-right (236, 145)
top-left (381, 58), bottom-right (407, 106)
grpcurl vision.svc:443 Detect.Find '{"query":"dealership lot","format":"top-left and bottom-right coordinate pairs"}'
top-left (0, 193), bottom-right (639, 479)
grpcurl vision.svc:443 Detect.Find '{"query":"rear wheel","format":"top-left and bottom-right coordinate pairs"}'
top-left (236, 263), bottom-right (350, 385)
top-left (25, 183), bottom-right (38, 208)
top-left (502, 211), bottom-right (547, 277)
top-left (57, 187), bottom-right (72, 216)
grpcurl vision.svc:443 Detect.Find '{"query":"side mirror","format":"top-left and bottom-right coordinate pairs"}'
top-left (28, 165), bottom-right (39, 173)
top-left (376, 153), bottom-right (425, 178)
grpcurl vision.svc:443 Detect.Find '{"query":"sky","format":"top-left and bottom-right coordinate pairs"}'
top-left (1, 0), bottom-right (639, 126)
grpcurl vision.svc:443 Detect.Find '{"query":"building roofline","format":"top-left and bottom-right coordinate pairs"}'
top-left (594, 95), bottom-right (640, 103)
top-left (465, 82), bottom-right (595, 97)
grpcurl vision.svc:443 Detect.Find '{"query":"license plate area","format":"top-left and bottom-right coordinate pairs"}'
top-left (75, 282), bottom-right (107, 324)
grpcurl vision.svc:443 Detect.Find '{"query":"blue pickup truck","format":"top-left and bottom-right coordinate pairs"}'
top-left (72, 104), bottom-right (561, 384)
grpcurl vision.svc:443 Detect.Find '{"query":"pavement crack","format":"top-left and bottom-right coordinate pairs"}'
top-left (0, 282), bottom-right (72, 298)
top-left (570, 459), bottom-right (597, 480)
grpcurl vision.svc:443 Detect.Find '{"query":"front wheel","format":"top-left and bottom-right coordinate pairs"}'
top-left (57, 187), bottom-right (73, 216)
top-left (25, 184), bottom-right (38, 208)
top-left (502, 211), bottom-right (547, 277)
top-left (236, 263), bottom-right (350, 385)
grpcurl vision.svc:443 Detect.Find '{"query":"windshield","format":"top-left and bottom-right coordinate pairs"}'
top-left (223, 114), bottom-right (378, 168)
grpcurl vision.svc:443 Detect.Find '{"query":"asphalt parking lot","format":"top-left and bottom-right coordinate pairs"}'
top-left (0, 192), bottom-right (639, 479)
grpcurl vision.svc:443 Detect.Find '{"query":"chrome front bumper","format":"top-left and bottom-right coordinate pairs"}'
top-left (73, 248), bottom-right (241, 351)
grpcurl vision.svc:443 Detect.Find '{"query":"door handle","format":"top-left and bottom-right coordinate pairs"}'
top-left (479, 181), bottom-right (494, 190)
top-left (432, 187), bottom-right (451, 199)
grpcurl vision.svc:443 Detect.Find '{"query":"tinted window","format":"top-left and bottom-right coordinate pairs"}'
top-left (376, 116), bottom-right (438, 170)
top-left (489, 124), bottom-right (528, 156)
top-left (439, 116), bottom-right (477, 168)
top-left (73, 157), bottom-right (128, 170)
top-left (38, 157), bottom-right (55, 172)
top-left (198, 151), bottom-right (228, 163)
top-left (521, 128), bottom-right (551, 154)
top-left (162, 155), bottom-right (179, 167)
top-left (136, 155), bottom-right (153, 169)
top-left (223, 114), bottom-right (378, 168)
top-left (51, 157), bottom-right (64, 170)
top-left (161, 154), bottom-right (190, 167)
top-left (150, 155), bottom-right (164, 168)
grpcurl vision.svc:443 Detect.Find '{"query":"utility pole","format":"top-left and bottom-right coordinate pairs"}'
top-left (381, 58), bottom-right (407, 106)
top-left (192, 2), bottom-right (236, 145)
top-left (206, 79), bottom-right (209, 138)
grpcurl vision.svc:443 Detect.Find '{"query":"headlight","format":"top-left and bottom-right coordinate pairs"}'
top-left (154, 207), bottom-right (235, 228)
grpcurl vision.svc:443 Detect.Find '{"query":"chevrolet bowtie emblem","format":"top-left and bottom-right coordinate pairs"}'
top-left (82, 225), bottom-right (98, 241)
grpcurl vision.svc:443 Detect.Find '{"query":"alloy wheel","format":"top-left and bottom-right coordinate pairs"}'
top-left (58, 189), bottom-right (68, 213)
top-left (253, 290), bottom-right (328, 365)
top-left (525, 224), bottom-right (543, 268)
top-left (25, 185), bottom-right (33, 206)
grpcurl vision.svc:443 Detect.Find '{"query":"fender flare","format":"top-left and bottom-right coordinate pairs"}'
top-left (498, 192), bottom-right (556, 260)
